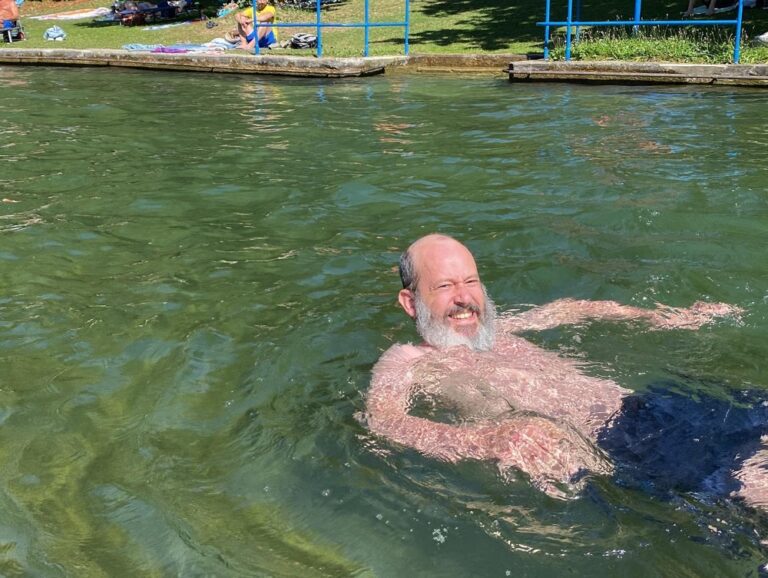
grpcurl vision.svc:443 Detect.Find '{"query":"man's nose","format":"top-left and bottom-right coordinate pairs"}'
top-left (452, 283), bottom-right (472, 305)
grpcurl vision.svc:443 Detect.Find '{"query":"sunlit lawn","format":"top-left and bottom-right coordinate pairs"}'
top-left (6, 0), bottom-right (768, 60)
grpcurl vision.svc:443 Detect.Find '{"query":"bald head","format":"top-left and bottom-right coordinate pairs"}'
top-left (397, 234), bottom-right (496, 351)
top-left (399, 234), bottom-right (476, 291)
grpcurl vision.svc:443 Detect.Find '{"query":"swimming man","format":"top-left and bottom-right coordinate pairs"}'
top-left (363, 234), bottom-right (766, 506)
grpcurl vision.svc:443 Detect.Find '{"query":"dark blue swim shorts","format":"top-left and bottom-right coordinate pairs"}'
top-left (598, 386), bottom-right (768, 497)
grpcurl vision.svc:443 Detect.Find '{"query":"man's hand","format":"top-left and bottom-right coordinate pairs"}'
top-left (650, 301), bottom-right (744, 330)
top-left (235, 12), bottom-right (252, 25)
top-left (487, 415), bottom-right (613, 499)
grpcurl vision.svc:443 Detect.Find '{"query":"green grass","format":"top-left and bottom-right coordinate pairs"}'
top-left (6, 0), bottom-right (768, 61)
top-left (549, 24), bottom-right (768, 63)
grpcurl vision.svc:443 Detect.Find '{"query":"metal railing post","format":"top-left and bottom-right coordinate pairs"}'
top-left (633, 0), bottom-right (642, 34)
top-left (404, 0), bottom-right (410, 54)
top-left (733, 0), bottom-right (744, 63)
top-left (252, 0), bottom-right (259, 55)
top-left (364, 0), bottom-right (369, 56)
top-left (316, 0), bottom-right (323, 57)
top-left (565, 0), bottom-right (573, 60)
top-left (543, 0), bottom-right (551, 59)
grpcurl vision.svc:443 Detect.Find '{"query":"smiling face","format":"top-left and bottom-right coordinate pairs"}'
top-left (398, 235), bottom-right (496, 351)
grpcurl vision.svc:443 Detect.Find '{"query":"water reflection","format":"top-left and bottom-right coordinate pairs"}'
top-left (1, 68), bottom-right (768, 576)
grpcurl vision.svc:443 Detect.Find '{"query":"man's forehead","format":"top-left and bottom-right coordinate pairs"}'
top-left (411, 236), bottom-right (479, 275)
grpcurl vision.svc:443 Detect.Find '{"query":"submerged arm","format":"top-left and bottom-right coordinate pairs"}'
top-left (364, 344), bottom-right (491, 462)
top-left (364, 344), bottom-right (612, 496)
top-left (499, 298), bottom-right (742, 333)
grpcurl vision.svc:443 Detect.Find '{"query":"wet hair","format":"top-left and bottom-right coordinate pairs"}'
top-left (399, 248), bottom-right (417, 290)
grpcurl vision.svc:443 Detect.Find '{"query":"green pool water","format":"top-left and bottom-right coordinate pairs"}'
top-left (1, 65), bottom-right (767, 577)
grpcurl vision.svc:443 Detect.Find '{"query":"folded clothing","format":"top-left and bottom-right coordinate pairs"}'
top-left (43, 25), bottom-right (67, 40)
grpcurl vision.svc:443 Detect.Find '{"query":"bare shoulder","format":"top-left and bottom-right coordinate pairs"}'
top-left (374, 343), bottom-right (427, 370)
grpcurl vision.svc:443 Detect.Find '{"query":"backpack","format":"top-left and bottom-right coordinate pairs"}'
top-left (290, 33), bottom-right (317, 49)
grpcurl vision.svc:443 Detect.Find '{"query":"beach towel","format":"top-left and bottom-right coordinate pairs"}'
top-left (30, 7), bottom-right (111, 21)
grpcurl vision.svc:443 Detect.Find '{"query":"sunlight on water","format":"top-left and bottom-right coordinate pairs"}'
top-left (1, 65), bottom-right (767, 576)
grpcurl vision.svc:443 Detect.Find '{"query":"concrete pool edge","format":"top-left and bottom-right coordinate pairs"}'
top-left (509, 60), bottom-right (768, 87)
top-left (0, 48), bottom-right (398, 77)
top-left (1, 49), bottom-right (767, 85)
top-left (0, 49), bottom-right (536, 77)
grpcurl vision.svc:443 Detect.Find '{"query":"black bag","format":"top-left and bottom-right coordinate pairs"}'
top-left (290, 33), bottom-right (317, 49)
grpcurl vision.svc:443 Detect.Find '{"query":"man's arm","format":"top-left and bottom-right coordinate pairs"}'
top-left (235, 10), bottom-right (252, 25)
top-left (238, 6), bottom-right (274, 23)
top-left (256, 6), bottom-right (275, 22)
top-left (365, 344), bottom-right (487, 462)
top-left (499, 298), bottom-right (742, 334)
top-left (364, 344), bottom-right (612, 497)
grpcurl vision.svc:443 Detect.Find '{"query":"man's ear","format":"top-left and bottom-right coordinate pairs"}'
top-left (398, 288), bottom-right (417, 319)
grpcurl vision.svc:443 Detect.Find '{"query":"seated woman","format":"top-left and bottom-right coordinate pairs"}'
top-left (235, 0), bottom-right (278, 50)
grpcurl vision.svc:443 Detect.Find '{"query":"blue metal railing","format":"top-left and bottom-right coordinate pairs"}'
top-left (250, 0), bottom-right (410, 57)
top-left (538, 0), bottom-right (746, 63)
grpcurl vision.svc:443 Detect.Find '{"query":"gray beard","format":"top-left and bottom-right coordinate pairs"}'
top-left (414, 286), bottom-right (497, 352)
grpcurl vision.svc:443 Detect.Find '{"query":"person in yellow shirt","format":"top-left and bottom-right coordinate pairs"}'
top-left (235, 0), bottom-right (277, 50)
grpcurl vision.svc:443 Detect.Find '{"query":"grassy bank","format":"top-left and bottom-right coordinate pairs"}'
top-left (6, 0), bottom-right (768, 61)
top-left (549, 23), bottom-right (768, 63)
top-left (11, 0), bottom-right (541, 56)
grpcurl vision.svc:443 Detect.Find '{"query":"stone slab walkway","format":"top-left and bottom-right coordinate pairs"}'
top-left (509, 60), bottom-right (768, 87)
top-left (1, 49), bottom-right (767, 86)
top-left (0, 48), bottom-right (400, 77)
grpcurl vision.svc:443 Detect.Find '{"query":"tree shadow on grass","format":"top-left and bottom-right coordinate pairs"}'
top-left (412, 0), bottom-right (544, 50)
top-left (405, 0), bottom-right (750, 51)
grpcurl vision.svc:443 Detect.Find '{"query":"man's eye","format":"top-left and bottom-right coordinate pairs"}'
top-left (437, 283), bottom-right (451, 290)
top-left (466, 279), bottom-right (479, 285)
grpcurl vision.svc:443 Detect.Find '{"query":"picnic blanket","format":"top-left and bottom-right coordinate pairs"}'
top-left (30, 7), bottom-right (111, 20)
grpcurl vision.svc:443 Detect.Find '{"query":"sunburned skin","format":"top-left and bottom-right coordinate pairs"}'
top-left (367, 234), bottom-right (750, 502)
top-left (365, 337), bottom-right (617, 498)
top-left (365, 299), bottom-right (745, 500)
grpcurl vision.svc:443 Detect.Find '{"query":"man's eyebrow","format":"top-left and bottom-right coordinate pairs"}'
top-left (429, 275), bottom-right (479, 288)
